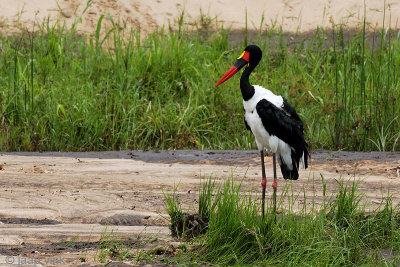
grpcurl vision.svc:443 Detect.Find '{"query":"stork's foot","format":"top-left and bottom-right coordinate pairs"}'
top-left (261, 177), bottom-right (266, 188)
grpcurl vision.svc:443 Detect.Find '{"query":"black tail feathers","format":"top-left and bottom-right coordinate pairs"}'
top-left (303, 143), bottom-right (309, 169)
top-left (279, 160), bottom-right (299, 180)
top-left (279, 145), bottom-right (309, 180)
top-left (279, 155), bottom-right (299, 180)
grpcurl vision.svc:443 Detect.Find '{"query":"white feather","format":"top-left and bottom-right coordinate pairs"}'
top-left (301, 152), bottom-right (305, 169)
top-left (243, 85), bottom-right (293, 170)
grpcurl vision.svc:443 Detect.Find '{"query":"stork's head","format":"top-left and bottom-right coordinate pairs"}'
top-left (215, 45), bottom-right (262, 87)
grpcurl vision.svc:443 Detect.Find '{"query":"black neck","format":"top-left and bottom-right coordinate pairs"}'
top-left (240, 66), bottom-right (255, 101)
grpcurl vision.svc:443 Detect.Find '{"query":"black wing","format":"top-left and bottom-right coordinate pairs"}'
top-left (281, 98), bottom-right (309, 168)
top-left (256, 99), bottom-right (308, 169)
top-left (282, 97), bottom-right (301, 122)
top-left (244, 109), bottom-right (252, 133)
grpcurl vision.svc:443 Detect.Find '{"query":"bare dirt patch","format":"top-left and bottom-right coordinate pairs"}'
top-left (0, 150), bottom-right (399, 265)
top-left (1, 0), bottom-right (399, 36)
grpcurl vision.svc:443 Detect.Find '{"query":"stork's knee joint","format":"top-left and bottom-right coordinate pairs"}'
top-left (261, 177), bottom-right (266, 188)
top-left (272, 179), bottom-right (277, 190)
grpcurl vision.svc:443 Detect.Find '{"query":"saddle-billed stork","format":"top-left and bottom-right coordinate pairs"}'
top-left (215, 44), bottom-right (309, 216)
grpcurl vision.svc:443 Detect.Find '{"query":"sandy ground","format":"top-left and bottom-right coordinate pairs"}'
top-left (0, 0), bottom-right (399, 36)
top-left (0, 150), bottom-right (399, 265)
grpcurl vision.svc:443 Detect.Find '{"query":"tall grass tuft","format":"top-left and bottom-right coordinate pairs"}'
top-left (327, 179), bottom-right (362, 227)
top-left (164, 185), bottom-right (187, 238)
top-left (198, 176), bottom-right (220, 223)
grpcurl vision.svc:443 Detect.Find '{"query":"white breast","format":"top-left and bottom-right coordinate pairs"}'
top-left (243, 85), bottom-right (293, 169)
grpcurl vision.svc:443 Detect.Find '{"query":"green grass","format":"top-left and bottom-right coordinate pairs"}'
top-left (0, 11), bottom-right (399, 151)
top-left (94, 226), bottom-right (131, 263)
top-left (164, 176), bottom-right (400, 266)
